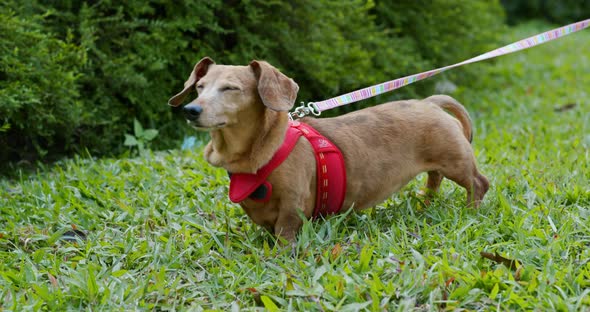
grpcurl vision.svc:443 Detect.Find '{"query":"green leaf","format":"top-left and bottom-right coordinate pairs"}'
top-left (124, 134), bottom-right (138, 146)
top-left (111, 270), bottom-right (128, 278)
top-left (341, 302), bottom-right (371, 312)
top-left (547, 215), bottom-right (558, 233)
top-left (490, 283), bottom-right (500, 300)
top-left (0, 122), bottom-right (10, 132)
top-left (87, 266), bottom-right (98, 300)
top-left (133, 118), bottom-right (143, 136)
top-left (142, 129), bottom-right (159, 141)
top-left (32, 284), bottom-right (51, 302)
top-left (358, 245), bottom-right (373, 272)
top-left (261, 295), bottom-right (279, 312)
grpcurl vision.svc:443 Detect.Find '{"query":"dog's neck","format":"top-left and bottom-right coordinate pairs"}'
top-left (204, 109), bottom-right (289, 173)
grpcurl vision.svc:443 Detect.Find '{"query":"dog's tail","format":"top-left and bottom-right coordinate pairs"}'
top-left (426, 95), bottom-right (473, 143)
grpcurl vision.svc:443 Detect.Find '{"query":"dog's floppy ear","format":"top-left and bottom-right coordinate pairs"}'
top-left (168, 57), bottom-right (215, 107)
top-left (249, 60), bottom-right (299, 111)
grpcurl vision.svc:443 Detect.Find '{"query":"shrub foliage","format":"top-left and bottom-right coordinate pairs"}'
top-left (501, 0), bottom-right (590, 25)
top-left (0, 0), bottom-right (506, 163)
top-left (0, 3), bottom-right (85, 161)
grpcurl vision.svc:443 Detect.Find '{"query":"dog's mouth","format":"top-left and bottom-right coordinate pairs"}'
top-left (186, 120), bottom-right (227, 131)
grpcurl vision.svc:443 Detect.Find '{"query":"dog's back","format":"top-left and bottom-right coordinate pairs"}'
top-left (303, 96), bottom-right (482, 210)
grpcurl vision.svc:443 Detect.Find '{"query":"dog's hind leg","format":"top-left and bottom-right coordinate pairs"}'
top-left (439, 163), bottom-right (488, 207)
top-left (420, 171), bottom-right (444, 205)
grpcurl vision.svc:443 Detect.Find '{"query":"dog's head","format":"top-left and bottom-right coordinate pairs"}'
top-left (168, 57), bottom-right (299, 130)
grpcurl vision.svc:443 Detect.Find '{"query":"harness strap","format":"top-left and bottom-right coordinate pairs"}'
top-left (229, 121), bottom-right (346, 218)
top-left (228, 126), bottom-right (302, 203)
top-left (290, 121), bottom-right (346, 218)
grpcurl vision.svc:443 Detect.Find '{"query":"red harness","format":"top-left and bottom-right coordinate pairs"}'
top-left (228, 121), bottom-right (346, 218)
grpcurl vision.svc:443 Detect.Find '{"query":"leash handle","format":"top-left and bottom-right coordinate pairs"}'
top-left (292, 18), bottom-right (589, 117)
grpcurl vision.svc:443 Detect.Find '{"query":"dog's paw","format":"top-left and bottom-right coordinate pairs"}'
top-left (417, 189), bottom-right (433, 206)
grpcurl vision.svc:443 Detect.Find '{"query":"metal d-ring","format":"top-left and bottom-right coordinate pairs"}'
top-left (289, 102), bottom-right (321, 120)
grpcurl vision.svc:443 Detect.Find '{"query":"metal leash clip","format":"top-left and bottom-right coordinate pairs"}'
top-left (289, 102), bottom-right (321, 120)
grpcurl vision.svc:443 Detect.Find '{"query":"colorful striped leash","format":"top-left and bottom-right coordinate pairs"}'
top-left (290, 18), bottom-right (590, 119)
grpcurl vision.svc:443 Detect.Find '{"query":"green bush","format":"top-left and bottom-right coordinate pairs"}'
top-left (0, 2), bottom-right (85, 162)
top-left (0, 0), bottom-right (506, 164)
top-left (35, 0), bottom-right (224, 156)
top-left (212, 0), bottom-right (506, 113)
top-left (374, 1), bottom-right (506, 99)
top-left (207, 0), bottom-right (416, 111)
top-left (1, 1), bottom-right (223, 163)
top-left (501, 0), bottom-right (590, 25)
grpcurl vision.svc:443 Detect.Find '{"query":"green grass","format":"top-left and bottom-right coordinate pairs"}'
top-left (1, 21), bottom-right (590, 311)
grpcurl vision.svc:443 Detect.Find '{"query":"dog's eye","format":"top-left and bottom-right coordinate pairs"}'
top-left (220, 85), bottom-right (240, 92)
top-left (196, 84), bottom-right (204, 91)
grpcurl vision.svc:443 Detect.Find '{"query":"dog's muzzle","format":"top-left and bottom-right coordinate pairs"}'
top-left (183, 104), bottom-right (202, 121)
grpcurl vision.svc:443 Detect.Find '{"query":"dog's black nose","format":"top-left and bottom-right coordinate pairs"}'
top-left (183, 105), bottom-right (202, 121)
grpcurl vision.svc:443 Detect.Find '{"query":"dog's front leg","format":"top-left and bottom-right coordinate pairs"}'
top-left (273, 207), bottom-right (304, 244)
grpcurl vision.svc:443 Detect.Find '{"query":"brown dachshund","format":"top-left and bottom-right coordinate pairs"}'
top-left (169, 57), bottom-right (489, 242)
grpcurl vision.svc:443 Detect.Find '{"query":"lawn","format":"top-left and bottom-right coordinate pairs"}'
top-left (1, 21), bottom-right (589, 311)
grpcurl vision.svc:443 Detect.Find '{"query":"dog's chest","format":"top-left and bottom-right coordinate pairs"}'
top-left (228, 121), bottom-right (347, 219)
